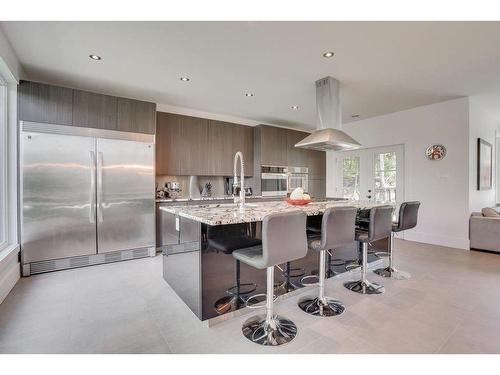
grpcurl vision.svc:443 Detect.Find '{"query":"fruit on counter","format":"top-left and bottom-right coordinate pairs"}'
top-left (289, 188), bottom-right (311, 200)
top-left (290, 187), bottom-right (304, 200)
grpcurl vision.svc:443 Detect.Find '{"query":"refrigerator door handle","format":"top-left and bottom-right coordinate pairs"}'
top-left (89, 150), bottom-right (96, 223)
top-left (97, 151), bottom-right (104, 223)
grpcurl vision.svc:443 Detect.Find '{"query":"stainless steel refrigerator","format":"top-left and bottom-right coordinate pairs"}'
top-left (20, 121), bottom-right (155, 275)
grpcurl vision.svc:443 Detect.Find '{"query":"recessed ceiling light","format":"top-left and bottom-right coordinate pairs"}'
top-left (323, 51), bottom-right (335, 58)
top-left (291, 105), bottom-right (299, 110)
top-left (180, 77), bottom-right (190, 82)
top-left (245, 93), bottom-right (254, 97)
top-left (351, 114), bottom-right (360, 118)
top-left (89, 54), bottom-right (101, 61)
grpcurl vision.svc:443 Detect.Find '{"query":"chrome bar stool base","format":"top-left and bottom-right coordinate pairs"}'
top-left (298, 247), bottom-right (347, 317)
top-left (373, 266), bottom-right (410, 280)
top-left (298, 297), bottom-right (345, 317)
top-left (344, 241), bottom-right (385, 295)
top-left (242, 314), bottom-right (297, 346)
top-left (344, 279), bottom-right (385, 294)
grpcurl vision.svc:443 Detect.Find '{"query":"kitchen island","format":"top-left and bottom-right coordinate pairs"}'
top-left (160, 199), bottom-right (390, 321)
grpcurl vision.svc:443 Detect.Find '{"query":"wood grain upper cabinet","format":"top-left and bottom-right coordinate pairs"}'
top-left (180, 115), bottom-right (209, 175)
top-left (232, 124), bottom-right (254, 176)
top-left (308, 149), bottom-right (326, 179)
top-left (116, 97), bottom-right (156, 134)
top-left (207, 120), bottom-right (233, 176)
top-left (308, 179), bottom-right (326, 198)
top-left (156, 112), bottom-right (183, 175)
top-left (206, 120), bottom-right (254, 176)
top-left (287, 130), bottom-right (308, 167)
top-left (73, 90), bottom-right (117, 130)
top-left (19, 81), bottom-right (73, 125)
top-left (260, 126), bottom-right (287, 166)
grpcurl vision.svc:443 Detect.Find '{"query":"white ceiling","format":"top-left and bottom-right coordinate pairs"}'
top-left (3, 21), bottom-right (500, 131)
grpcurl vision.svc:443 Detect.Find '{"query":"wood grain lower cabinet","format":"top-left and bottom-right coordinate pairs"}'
top-left (117, 98), bottom-right (156, 134)
top-left (19, 81), bottom-right (73, 125)
top-left (73, 90), bottom-right (117, 130)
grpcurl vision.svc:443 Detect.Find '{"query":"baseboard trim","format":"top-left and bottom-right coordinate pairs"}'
top-left (403, 231), bottom-right (469, 250)
top-left (0, 245), bottom-right (20, 304)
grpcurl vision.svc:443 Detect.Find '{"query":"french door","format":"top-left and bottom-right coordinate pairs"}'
top-left (335, 145), bottom-right (404, 203)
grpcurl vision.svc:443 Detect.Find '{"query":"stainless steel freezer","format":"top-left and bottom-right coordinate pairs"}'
top-left (20, 121), bottom-right (155, 275)
top-left (96, 138), bottom-right (155, 253)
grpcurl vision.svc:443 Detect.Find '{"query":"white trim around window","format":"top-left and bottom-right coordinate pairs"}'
top-left (0, 76), bottom-right (8, 251)
top-left (0, 66), bottom-right (19, 257)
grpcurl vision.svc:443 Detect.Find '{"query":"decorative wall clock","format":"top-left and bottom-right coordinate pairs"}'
top-left (425, 144), bottom-right (446, 160)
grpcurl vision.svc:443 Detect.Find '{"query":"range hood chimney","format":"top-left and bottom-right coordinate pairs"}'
top-left (295, 76), bottom-right (361, 151)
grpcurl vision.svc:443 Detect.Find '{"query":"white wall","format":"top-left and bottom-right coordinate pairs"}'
top-left (327, 98), bottom-right (471, 249)
top-left (468, 95), bottom-right (500, 212)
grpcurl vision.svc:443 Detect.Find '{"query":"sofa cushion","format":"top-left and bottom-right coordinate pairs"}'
top-left (481, 207), bottom-right (500, 217)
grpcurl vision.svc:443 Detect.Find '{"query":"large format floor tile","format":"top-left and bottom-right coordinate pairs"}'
top-left (1, 239), bottom-right (500, 354)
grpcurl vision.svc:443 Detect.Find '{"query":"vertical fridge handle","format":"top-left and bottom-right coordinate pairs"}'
top-left (89, 151), bottom-right (96, 223)
top-left (97, 151), bottom-right (104, 223)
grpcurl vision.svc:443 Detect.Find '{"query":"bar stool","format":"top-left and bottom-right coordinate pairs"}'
top-left (233, 211), bottom-right (308, 346)
top-left (344, 205), bottom-right (393, 295)
top-left (208, 223), bottom-right (262, 314)
top-left (298, 207), bottom-right (357, 317)
top-left (306, 215), bottom-right (346, 279)
top-left (374, 201), bottom-right (420, 279)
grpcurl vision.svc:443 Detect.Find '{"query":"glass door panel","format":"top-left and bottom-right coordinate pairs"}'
top-left (342, 156), bottom-right (360, 200)
top-left (374, 151), bottom-right (397, 203)
top-left (336, 145), bottom-right (404, 203)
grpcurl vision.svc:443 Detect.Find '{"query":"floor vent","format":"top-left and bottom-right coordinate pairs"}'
top-left (27, 247), bottom-right (154, 275)
top-left (30, 260), bottom-right (57, 274)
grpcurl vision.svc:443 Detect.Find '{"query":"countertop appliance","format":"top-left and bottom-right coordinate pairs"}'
top-left (288, 166), bottom-right (309, 194)
top-left (20, 121), bottom-right (155, 276)
top-left (261, 165), bottom-right (288, 197)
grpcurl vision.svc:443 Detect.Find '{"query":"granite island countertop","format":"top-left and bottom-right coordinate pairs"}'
top-left (159, 199), bottom-right (394, 225)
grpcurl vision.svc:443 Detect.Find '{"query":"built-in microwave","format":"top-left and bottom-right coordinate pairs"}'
top-left (261, 165), bottom-right (288, 196)
top-left (288, 166), bottom-right (309, 193)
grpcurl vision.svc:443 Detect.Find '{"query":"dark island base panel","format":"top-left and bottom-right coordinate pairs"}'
top-left (163, 216), bottom-right (388, 321)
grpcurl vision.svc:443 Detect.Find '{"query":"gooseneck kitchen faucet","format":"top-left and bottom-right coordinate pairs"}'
top-left (233, 151), bottom-right (245, 212)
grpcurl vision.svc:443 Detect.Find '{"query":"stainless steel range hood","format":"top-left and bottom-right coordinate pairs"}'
top-left (295, 77), bottom-right (361, 151)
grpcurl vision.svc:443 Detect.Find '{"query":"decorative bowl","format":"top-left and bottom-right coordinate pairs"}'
top-left (285, 198), bottom-right (312, 206)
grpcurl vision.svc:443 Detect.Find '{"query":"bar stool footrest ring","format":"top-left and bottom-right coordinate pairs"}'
top-left (300, 274), bottom-right (319, 286)
top-left (227, 282), bottom-right (257, 296)
top-left (245, 293), bottom-right (278, 309)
